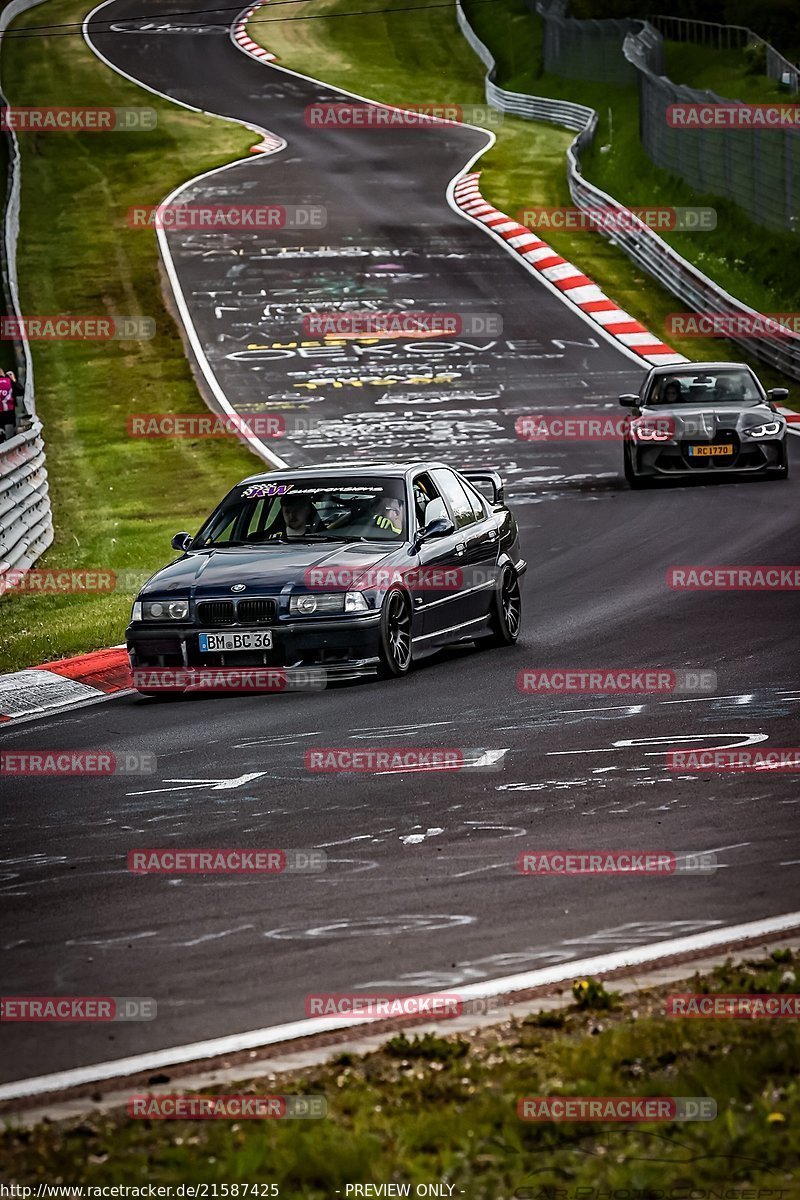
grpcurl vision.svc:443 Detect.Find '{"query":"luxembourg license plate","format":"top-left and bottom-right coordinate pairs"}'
top-left (688, 444), bottom-right (733, 457)
top-left (198, 630), bottom-right (273, 652)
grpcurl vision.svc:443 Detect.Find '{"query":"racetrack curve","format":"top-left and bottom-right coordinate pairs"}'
top-left (1, 0), bottom-right (799, 1088)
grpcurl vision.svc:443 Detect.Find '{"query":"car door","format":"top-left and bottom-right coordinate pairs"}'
top-left (431, 468), bottom-right (498, 624)
top-left (408, 471), bottom-right (470, 644)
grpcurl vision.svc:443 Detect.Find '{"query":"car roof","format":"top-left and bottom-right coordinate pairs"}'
top-left (647, 362), bottom-right (753, 376)
top-left (239, 460), bottom-right (450, 485)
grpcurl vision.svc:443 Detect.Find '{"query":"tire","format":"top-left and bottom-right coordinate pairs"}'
top-left (478, 566), bottom-right (522, 648)
top-left (624, 444), bottom-right (648, 489)
top-left (377, 589), bottom-right (413, 678)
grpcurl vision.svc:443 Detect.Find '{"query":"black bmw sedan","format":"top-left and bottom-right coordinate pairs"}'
top-left (127, 461), bottom-right (526, 689)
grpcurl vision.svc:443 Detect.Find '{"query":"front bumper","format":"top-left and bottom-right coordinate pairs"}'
top-left (126, 612), bottom-right (383, 676)
top-left (632, 436), bottom-right (785, 477)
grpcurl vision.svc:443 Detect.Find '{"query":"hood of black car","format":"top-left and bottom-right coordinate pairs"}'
top-left (140, 542), bottom-right (401, 597)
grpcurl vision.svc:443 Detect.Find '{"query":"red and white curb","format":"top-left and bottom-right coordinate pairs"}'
top-left (778, 405), bottom-right (800, 432)
top-left (453, 172), bottom-right (686, 367)
top-left (0, 647), bottom-right (132, 724)
top-left (231, 3), bottom-right (276, 63)
top-left (230, 4), bottom-right (285, 154)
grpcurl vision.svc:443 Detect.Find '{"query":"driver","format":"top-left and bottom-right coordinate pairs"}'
top-left (274, 493), bottom-right (324, 538)
top-left (662, 379), bottom-right (683, 404)
top-left (714, 376), bottom-right (744, 402)
top-left (371, 495), bottom-right (404, 535)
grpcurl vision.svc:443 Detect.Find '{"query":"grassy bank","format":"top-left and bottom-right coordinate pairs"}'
top-left (463, 0), bottom-right (800, 317)
top-left (2, 948), bottom-right (798, 1189)
top-left (0, 0), bottom-right (258, 671)
top-left (663, 40), bottom-right (793, 104)
top-left (247, 0), bottom-right (797, 398)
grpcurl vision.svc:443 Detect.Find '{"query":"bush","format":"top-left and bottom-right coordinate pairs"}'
top-left (743, 41), bottom-right (767, 75)
top-left (571, 977), bottom-right (620, 1010)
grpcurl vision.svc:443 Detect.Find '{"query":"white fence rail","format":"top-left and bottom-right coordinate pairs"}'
top-left (0, 0), bottom-right (54, 584)
top-left (0, 421), bottom-right (52, 572)
top-left (455, 0), bottom-right (800, 381)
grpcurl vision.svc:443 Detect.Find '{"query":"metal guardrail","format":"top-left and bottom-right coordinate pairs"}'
top-left (455, 0), bottom-right (800, 381)
top-left (0, 421), bottom-right (52, 572)
top-left (0, 0), bottom-right (54, 583)
top-left (648, 14), bottom-right (799, 95)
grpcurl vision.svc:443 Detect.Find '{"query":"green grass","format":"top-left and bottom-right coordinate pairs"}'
top-left (664, 40), bottom-right (793, 103)
top-left (0, 0), bottom-right (261, 671)
top-left (3, 949), bottom-right (799, 1191)
top-left (248, 0), bottom-right (798, 400)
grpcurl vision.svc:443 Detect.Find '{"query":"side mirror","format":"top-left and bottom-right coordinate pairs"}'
top-left (411, 516), bottom-right (455, 553)
top-left (619, 394), bottom-right (639, 407)
top-left (171, 531), bottom-right (193, 552)
top-left (768, 387), bottom-right (789, 401)
top-left (422, 516), bottom-right (455, 540)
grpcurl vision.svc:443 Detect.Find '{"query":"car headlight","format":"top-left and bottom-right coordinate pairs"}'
top-left (744, 420), bottom-right (783, 438)
top-left (289, 591), bottom-right (368, 616)
top-left (630, 418), bottom-right (673, 443)
top-left (141, 598), bottom-right (190, 621)
top-left (131, 600), bottom-right (142, 622)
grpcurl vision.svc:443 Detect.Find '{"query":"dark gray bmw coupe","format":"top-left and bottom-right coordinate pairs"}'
top-left (620, 362), bottom-right (790, 488)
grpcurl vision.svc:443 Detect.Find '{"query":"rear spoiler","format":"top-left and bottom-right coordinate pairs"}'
top-left (461, 470), bottom-right (504, 505)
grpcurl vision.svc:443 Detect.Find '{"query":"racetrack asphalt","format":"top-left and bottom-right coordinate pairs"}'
top-left (0, 0), bottom-right (798, 1087)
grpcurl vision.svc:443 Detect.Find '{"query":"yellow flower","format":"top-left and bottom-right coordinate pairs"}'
top-left (767, 1112), bottom-right (786, 1123)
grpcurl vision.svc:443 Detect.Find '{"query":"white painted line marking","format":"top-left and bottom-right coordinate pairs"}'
top-left (2, 910), bottom-right (798, 1103)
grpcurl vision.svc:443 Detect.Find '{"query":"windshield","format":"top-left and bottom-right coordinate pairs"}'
top-left (193, 478), bottom-right (408, 548)
top-left (646, 370), bottom-right (762, 406)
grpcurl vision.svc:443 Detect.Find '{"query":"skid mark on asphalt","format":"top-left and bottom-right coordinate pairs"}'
top-left (262, 914), bottom-right (476, 940)
top-left (357, 919), bottom-right (726, 988)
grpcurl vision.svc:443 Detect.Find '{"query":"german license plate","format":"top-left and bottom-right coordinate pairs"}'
top-left (688, 444), bottom-right (733, 457)
top-left (198, 630), bottom-right (273, 652)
